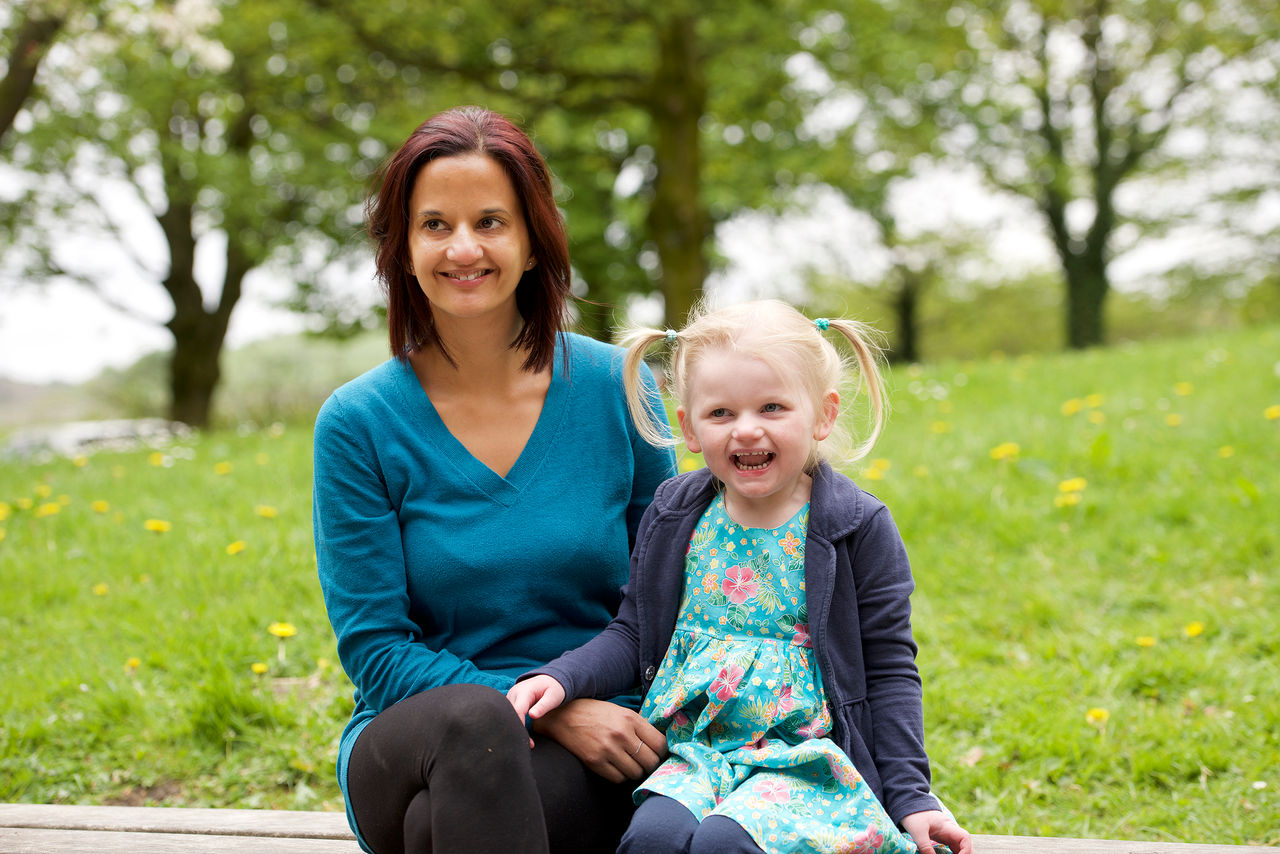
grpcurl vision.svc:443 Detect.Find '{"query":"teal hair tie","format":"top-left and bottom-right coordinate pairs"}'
top-left (665, 329), bottom-right (678, 343)
top-left (814, 318), bottom-right (830, 331)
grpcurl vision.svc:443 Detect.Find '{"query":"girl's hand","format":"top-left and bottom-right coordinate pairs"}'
top-left (530, 698), bottom-right (667, 783)
top-left (901, 809), bottom-right (972, 854)
top-left (507, 675), bottom-right (567, 722)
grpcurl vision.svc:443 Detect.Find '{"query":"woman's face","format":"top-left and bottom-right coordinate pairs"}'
top-left (406, 153), bottom-right (535, 329)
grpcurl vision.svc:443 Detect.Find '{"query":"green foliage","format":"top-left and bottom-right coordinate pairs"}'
top-left (1, 324), bottom-right (1277, 840)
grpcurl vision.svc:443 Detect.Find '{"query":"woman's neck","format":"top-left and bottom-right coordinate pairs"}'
top-left (414, 313), bottom-right (531, 392)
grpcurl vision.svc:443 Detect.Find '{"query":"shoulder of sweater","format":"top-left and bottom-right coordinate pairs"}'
top-left (808, 461), bottom-right (892, 541)
top-left (317, 358), bottom-right (403, 422)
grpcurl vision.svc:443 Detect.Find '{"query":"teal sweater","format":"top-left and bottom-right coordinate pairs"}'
top-left (312, 332), bottom-right (676, 815)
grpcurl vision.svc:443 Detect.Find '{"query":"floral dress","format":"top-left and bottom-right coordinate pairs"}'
top-left (636, 494), bottom-right (917, 854)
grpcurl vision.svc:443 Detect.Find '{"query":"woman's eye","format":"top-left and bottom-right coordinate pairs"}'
top-left (479, 216), bottom-right (501, 229)
top-left (424, 219), bottom-right (445, 231)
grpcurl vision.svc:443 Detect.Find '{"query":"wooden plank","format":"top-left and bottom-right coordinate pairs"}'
top-left (0, 827), bottom-right (363, 854)
top-left (0, 804), bottom-right (354, 839)
top-left (970, 835), bottom-right (1278, 853)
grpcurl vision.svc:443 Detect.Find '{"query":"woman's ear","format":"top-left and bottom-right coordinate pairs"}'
top-left (676, 407), bottom-right (702, 454)
top-left (813, 390), bottom-right (840, 440)
top-left (524, 257), bottom-right (537, 270)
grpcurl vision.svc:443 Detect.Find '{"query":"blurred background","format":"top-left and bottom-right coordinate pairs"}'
top-left (2, 0), bottom-right (1277, 431)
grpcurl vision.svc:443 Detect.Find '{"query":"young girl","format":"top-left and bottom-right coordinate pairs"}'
top-left (508, 300), bottom-right (970, 854)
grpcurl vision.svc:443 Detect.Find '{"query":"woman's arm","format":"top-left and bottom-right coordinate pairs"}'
top-left (313, 395), bottom-right (509, 713)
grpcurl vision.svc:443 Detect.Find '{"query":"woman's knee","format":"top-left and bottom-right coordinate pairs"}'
top-left (426, 682), bottom-right (528, 749)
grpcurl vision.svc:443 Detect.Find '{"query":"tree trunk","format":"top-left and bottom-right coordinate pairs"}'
top-left (158, 191), bottom-right (247, 428)
top-left (646, 13), bottom-right (708, 328)
top-left (0, 9), bottom-right (64, 144)
top-left (1063, 256), bottom-right (1109, 349)
top-left (890, 268), bottom-right (922, 363)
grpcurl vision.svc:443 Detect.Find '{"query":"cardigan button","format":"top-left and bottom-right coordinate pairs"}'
top-left (643, 666), bottom-right (656, 682)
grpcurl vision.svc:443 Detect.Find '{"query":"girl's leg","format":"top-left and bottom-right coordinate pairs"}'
top-left (528, 733), bottom-right (636, 853)
top-left (346, 683), bottom-right (549, 854)
top-left (617, 795), bottom-right (699, 854)
top-left (689, 816), bottom-right (764, 854)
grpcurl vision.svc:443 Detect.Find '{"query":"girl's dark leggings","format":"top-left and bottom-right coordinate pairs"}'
top-left (346, 682), bottom-right (635, 854)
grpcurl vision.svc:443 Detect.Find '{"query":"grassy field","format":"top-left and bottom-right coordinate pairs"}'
top-left (1, 324), bottom-right (1277, 845)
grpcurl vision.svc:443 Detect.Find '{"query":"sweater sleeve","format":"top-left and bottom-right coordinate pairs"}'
top-left (850, 504), bottom-right (938, 822)
top-left (312, 393), bottom-right (510, 714)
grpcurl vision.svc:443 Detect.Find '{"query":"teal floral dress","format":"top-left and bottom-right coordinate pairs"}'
top-left (636, 494), bottom-right (917, 854)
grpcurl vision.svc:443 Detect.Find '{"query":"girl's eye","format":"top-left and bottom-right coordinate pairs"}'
top-left (709, 408), bottom-right (729, 418)
top-left (762, 403), bottom-right (782, 413)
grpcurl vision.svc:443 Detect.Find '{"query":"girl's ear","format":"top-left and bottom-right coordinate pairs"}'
top-left (813, 390), bottom-right (840, 441)
top-left (677, 406), bottom-right (702, 454)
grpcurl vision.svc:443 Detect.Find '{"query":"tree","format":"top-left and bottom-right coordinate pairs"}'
top-left (929, 0), bottom-right (1279, 348)
top-left (307, 0), bottom-right (889, 332)
top-left (0, 1), bottom-right (71, 146)
top-left (4, 0), bottom-right (385, 426)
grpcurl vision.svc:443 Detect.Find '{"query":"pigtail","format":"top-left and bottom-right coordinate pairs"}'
top-left (619, 326), bottom-right (679, 449)
top-left (821, 317), bottom-right (889, 463)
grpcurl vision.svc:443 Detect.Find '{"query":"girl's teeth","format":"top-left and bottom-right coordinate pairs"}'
top-left (734, 452), bottom-right (773, 470)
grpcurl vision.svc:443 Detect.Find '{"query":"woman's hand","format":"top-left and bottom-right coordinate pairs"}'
top-left (530, 697), bottom-right (667, 784)
top-left (901, 809), bottom-right (972, 854)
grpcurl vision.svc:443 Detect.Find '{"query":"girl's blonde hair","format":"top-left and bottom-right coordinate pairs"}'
top-left (621, 299), bottom-right (888, 470)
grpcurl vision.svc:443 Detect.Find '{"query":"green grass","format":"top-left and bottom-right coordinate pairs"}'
top-left (1, 325), bottom-right (1278, 843)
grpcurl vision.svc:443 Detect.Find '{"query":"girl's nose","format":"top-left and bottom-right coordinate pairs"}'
top-left (731, 421), bottom-right (764, 440)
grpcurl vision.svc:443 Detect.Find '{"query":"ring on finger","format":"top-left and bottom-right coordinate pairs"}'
top-left (629, 741), bottom-right (643, 757)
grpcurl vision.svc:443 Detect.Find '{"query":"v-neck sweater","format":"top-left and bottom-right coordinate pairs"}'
top-left (313, 332), bottom-right (676, 806)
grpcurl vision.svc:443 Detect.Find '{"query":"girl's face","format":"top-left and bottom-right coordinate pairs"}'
top-left (406, 153), bottom-right (535, 331)
top-left (677, 348), bottom-right (838, 527)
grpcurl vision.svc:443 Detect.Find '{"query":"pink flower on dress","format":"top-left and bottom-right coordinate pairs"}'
top-left (826, 755), bottom-right (861, 787)
top-left (752, 778), bottom-right (791, 803)
top-left (776, 684), bottom-right (796, 714)
top-left (790, 622), bottom-right (812, 648)
top-left (798, 716), bottom-right (829, 739)
top-left (721, 565), bottom-right (759, 604)
top-left (709, 663), bottom-right (745, 701)
top-left (849, 827), bottom-right (886, 853)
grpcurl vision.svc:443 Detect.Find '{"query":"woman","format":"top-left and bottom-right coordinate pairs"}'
top-left (313, 106), bottom-right (676, 854)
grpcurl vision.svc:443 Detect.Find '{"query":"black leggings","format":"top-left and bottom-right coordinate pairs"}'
top-left (347, 683), bottom-right (636, 854)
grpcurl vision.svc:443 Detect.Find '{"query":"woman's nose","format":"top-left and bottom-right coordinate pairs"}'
top-left (446, 227), bottom-right (482, 264)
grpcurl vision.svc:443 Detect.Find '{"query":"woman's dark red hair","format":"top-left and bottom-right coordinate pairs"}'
top-left (367, 106), bottom-right (570, 372)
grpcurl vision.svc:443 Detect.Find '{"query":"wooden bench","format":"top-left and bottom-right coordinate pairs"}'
top-left (0, 803), bottom-right (1274, 852)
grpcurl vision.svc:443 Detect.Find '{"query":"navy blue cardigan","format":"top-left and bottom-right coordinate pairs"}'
top-left (531, 462), bottom-right (941, 822)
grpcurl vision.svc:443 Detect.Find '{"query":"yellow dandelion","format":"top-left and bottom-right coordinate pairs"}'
top-left (1084, 393), bottom-right (1105, 408)
top-left (1265, 404), bottom-right (1280, 421)
top-left (1164, 413), bottom-right (1183, 427)
top-left (316, 657), bottom-right (331, 670)
top-left (254, 504), bottom-right (279, 519)
top-left (144, 518), bottom-right (172, 533)
top-left (1174, 382), bottom-right (1194, 396)
top-left (1217, 446), bottom-right (1234, 459)
top-left (1058, 477), bottom-right (1088, 493)
top-left (34, 484), bottom-right (52, 499)
top-left (148, 451), bottom-right (166, 467)
top-left (91, 500), bottom-right (110, 514)
top-left (255, 453), bottom-right (270, 466)
top-left (251, 662), bottom-right (269, 675)
top-left (1054, 493), bottom-right (1082, 508)
top-left (680, 457), bottom-right (703, 472)
top-left (226, 540), bottom-right (247, 556)
top-left (1184, 621), bottom-right (1205, 638)
top-left (930, 421), bottom-right (951, 434)
top-left (938, 400), bottom-right (953, 414)
top-left (125, 657), bottom-right (141, 673)
top-left (1061, 398), bottom-right (1083, 416)
top-left (912, 465), bottom-right (930, 477)
top-left (214, 461), bottom-right (233, 476)
top-left (58, 494), bottom-right (71, 506)
top-left (1087, 410), bottom-right (1106, 425)
top-left (92, 583), bottom-right (109, 596)
top-left (1085, 707), bottom-right (1110, 727)
top-left (269, 622), bottom-right (298, 639)
top-left (73, 455), bottom-right (89, 468)
top-left (0, 502), bottom-right (9, 521)
top-left (111, 465), bottom-right (125, 478)
top-left (862, 466), bottom-right (885, 480)
top-left (1136, 636), bottom-right (1157, 648)
top-left (990, 442), bottom-right (1021, 461)
top-left (34, 502), bottom-right (61, 518)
